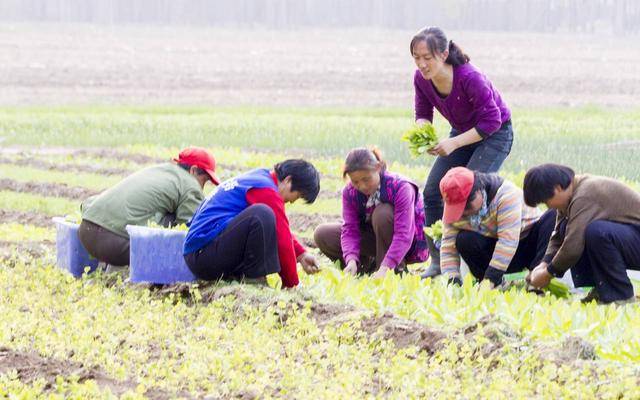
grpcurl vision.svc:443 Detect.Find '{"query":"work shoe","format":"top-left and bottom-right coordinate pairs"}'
top-left (580, 288), bottom-right (600, 304)
top-left (421, 263), bottom-right (441, 279)
top-left (421, 236), bottom-right (441, 279)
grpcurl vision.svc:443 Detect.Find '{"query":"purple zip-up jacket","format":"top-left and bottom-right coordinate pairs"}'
top-left (414, 63), bottom-right (511, 137)
top-left (341, 171), bottom-right (428, 268)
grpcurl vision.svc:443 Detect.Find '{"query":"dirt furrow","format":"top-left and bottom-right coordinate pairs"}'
top-left (153, 284), bottom-right (446, 354)
top-left (287, 212), bottom-right (340, 234)
top-left (0, 147), bottom-right (340, 179)
top-left (0, 178), bottom-right (99, 200)
top-left (0, 240), bottom-right (54, 262)
top-left (0, 346), bottom-right (190, 399)
top-left (0, 210), bottom-right (53, 227)
top-left (0, 156), bottom-right (133, 176)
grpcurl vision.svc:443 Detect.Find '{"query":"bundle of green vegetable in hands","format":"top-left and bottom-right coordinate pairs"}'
top-left (545, 278), bottom-right (570, 298)
top-left (424, 220), bottom-right (444, 241)
top-left (502, 271), bottom-right (570, 299)
top-left (402, 123), bottom-right (439, 157)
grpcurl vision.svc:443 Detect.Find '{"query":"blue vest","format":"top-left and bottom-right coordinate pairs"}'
top-left (183, 168), bottom-right (278, 255)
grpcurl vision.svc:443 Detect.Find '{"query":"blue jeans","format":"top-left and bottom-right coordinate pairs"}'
top-left (423, 120), bottom-right (513, 226)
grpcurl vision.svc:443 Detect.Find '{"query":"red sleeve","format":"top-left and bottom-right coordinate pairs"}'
top-left (246, 187), bottom-right (300, 287)
top-left (293, 238), bottom-right (305, 257)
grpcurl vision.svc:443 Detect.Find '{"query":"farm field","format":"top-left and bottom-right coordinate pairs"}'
top-left (1, 24), bottom-right (640, 109)
top-left (1, 105), bottom-right (640, 398)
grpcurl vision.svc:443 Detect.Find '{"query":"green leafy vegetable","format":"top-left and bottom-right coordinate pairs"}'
top-left (424, 220), bottom-right (444, 241)
top-left (402, 124), bottom-right (439, 157)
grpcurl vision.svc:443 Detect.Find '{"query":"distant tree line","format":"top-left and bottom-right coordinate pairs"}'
top-left (1, 0), bottom-right (638, 34)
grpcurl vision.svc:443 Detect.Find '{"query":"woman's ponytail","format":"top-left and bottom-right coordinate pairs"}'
top-left (445, 40), bottom-right (470, 66)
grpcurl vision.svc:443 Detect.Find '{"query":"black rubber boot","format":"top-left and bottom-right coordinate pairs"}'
top-left (421, 236), bottom-right (441, 279)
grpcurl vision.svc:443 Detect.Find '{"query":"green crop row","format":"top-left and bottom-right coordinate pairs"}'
top-left (0, 189), bottom-right (337, 224)
top-left (296, 267), bottom-right (640, 362)
top-left (0, 223), bottom-right (55, 242)
top-left (2, 106), bottom-right (640, 179)
top-left (0, 373), bottom-right (144, 399)
top-left (1, 260), bottom-right (639, 399)
top-left (0, 191), bottom-right (79, 217)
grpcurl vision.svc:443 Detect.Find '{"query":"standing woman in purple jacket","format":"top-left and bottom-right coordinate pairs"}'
top-left (314, 148), bottom-right (428, 279)
top-left (411, 26), bottom-right (514, 278)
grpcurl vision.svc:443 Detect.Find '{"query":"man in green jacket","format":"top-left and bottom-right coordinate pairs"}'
top-left (78, 147), bottom-right (219, 267)
top-left (523, 163), bottom-right (640, 304)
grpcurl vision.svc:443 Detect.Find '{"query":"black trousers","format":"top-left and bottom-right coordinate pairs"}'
top-left (78, 219), bottom-right (130, 266)
top-left (184, 204), bottom-right (280, 281)
top-left (456, 209), bottom-right (556, 283)
top-left (569, 220), bottom-right (640, 303)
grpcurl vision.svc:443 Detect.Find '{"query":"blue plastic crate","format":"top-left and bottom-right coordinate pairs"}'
top-left (126, 225), bottom-right (195, 284)
top-left (52, 217), bottom-right (99, 277)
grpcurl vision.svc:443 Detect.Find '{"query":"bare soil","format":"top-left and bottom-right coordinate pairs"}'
top-left (318, 189), bottom-right (341, 199)
top-left (358, 312), bottom-right (446, 353)
top-left (0, 240), bottom-right (53, 262)
top-left (0, 267), bottom-right (606, 397)
top-left (158, 284), bottom-right (447, 353)
top-left (0, 147), bottom-right (271, 178)
top-left (151, 284), bottom-right (601, 362)
top-left (287, 212), bottom-right (340, 234)
top-left (0, 178), bottom-right (99, 200)
top-left (72, 149), bottom-right (165, 165)
top-left (0, 155), bottom-right (133, 176)
top-left (0, 24), bottom-right (638, 108)
top-left (0, 210), bottom-right (52, 227)
top-left (0, 346), bottom-right (188, 399)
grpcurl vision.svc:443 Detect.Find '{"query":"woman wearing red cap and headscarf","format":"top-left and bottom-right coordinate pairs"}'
top-left (79, 147), bottom-right (219, 268)
top-left (438, 167), bottom-right (555, 287)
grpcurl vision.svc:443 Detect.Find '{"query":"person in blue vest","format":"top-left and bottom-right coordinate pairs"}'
top-left (183, 159), bottom-right (321, 288)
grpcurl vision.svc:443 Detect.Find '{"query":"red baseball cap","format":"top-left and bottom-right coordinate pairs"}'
top-left (174, 147), bottom-right (220, 185)
top-left (440, 167), bottom-right (474, 224)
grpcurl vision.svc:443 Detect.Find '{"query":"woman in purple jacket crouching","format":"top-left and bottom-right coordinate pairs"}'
top-left (314, 148), bottom-right (428, 279)
top-left (411, 26), bottom-right (514, 278)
